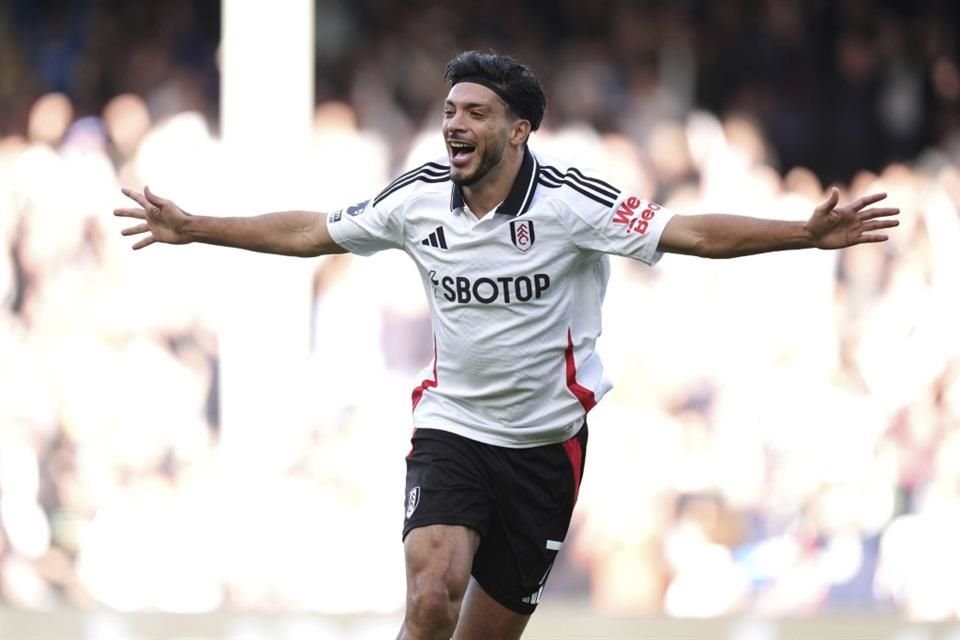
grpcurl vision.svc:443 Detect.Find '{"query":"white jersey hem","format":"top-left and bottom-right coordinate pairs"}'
top-left (412, 416), bottom-right (585, 449)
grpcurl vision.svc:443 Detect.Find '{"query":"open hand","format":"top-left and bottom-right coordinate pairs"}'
top-left (805, 188), bottom-right (900, 250)
top-left (113, 186), bottom-right (191, 250)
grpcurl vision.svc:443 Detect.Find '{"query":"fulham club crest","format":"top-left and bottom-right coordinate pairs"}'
top-left (509, 219), bottom-right (535, 252)
top-left (406, 486), bottom-right (421, 519)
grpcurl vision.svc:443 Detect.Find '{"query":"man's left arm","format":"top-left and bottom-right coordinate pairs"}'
top-left (658, 188), bottom-right (900, 258)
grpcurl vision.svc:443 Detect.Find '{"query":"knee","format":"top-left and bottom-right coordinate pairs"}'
top-left (405, 579), bottom-right (462, 638)
top-left (400, 525), bottom-right (478, 639)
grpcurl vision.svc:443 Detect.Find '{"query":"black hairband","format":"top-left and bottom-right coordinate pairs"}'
top-left (454, 76), bottom-right (530, 123)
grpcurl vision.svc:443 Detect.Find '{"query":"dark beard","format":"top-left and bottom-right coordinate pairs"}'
top-left (451, 137), bottom-right (505, 187)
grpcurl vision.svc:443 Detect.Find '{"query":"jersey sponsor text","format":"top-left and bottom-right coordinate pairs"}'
top-left (429, 272), bottom-right (551, 304)
top-left (612, 196), bottom-right (661, 235)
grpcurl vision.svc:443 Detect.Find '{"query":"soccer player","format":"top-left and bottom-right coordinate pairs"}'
top-left (114, 51), bottom-right (899, 640)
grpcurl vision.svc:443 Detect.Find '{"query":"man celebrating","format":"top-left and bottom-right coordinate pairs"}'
top-left (114, 51), bottom-right (899, 640)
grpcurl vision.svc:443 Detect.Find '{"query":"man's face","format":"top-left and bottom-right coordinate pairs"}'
top-left (442, 83), bottom-right (512, 187)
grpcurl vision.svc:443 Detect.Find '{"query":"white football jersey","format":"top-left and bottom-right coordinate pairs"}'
top-left (327, 147), bottom-right (674, 448)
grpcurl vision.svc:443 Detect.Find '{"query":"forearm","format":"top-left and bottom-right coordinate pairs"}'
top-left (671, 214), bottom-right (815, 259)
top-left (182, 210), bottom-right (341, 257)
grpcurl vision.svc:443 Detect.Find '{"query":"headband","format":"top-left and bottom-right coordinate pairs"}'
top-left (454, 76), bottom-right (532, 125)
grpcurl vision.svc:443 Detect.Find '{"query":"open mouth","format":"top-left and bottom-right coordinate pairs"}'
top-left (448, 140), bottom-right (476, 166)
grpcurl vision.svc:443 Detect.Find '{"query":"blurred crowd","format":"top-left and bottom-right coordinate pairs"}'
top-left (2, 0), bottom-right (960, 622)
top-left (3, 0), bottom-right (960, 182)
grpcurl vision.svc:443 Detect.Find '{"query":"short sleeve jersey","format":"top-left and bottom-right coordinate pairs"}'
top-left (327, 147), bottom-right (674, 448)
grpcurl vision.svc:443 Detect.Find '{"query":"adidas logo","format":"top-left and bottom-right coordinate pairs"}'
top-left (420, 226), bottom-right (448, 249)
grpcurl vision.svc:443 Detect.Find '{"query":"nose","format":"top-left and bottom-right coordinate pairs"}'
top-left (444, 109), bottom-right (466, 135)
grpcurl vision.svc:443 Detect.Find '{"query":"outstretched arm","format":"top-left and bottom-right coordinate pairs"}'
top-left (658, 188), bottom-right (899, 259)
top-left (113, 186), bottom-right (347, 257)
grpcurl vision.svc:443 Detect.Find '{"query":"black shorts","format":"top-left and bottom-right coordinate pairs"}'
top-left (402, 425), bottom-right (588, 614)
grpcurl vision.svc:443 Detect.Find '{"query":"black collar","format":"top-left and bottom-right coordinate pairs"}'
top-left (449, 146), bottom-right (539, 217)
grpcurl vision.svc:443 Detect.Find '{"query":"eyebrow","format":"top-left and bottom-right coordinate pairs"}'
top-left (444, 100), bottom-right (494, 111)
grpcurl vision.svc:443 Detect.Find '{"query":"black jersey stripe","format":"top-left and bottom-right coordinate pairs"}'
top-left (374, 173), bottom-right (450, 206)
top-left (540, 165), bottom-right (619, 201)
top-left (375, 174), bottom-right (449, 206)
top-left (539, 165), bottom-right (619, 201)
top-left (374, 163), bottom-right (449, 203)
top-left (539, 171), bottom-right (618, 205)
top-left (537, 176), bottom-right (616, 208)
top-left (379, 165), bottom-right (449, 196)
top-left (379, 162), bottom-right (449, 194)
top-left (568, 167), bottom-right (620, 196)
top-left (537, 172), bottom-right (563, 187)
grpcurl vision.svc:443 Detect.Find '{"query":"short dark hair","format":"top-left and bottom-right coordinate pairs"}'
top-left (444, 51), bottom-right (547, 131)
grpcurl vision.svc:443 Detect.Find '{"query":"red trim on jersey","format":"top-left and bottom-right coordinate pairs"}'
top-left (405, 428), bottom-right (418, 459)
top-left (411, 336), bottom-right (438, 410)
top-left (565, 328), bottom-right (596, 412)
top-left (562, 436), bottom-right (584, 504)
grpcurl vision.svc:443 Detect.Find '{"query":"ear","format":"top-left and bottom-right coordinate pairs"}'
top-left (510, 118), bottom-right (532, 147)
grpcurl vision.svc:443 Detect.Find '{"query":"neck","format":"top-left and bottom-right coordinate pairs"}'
top-left (462, 147), bottom-right (523, 218)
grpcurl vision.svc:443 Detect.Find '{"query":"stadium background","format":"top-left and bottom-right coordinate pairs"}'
top-left (2, 0), bottom-right (960, 638)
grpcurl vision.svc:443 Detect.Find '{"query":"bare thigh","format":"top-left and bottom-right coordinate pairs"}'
top-left (399, 524), bottom-right (480, 640)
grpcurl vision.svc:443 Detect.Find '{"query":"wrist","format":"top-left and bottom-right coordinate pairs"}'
top-left (177, 212), bottom-right (201, 242)
top-left (800, 221), bottom-right (817, 247)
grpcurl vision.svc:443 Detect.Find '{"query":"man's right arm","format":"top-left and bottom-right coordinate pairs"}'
top-left (179, 210), bottom-right (347, 257)
top-left (114, 186), bottom-right (347, 256)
